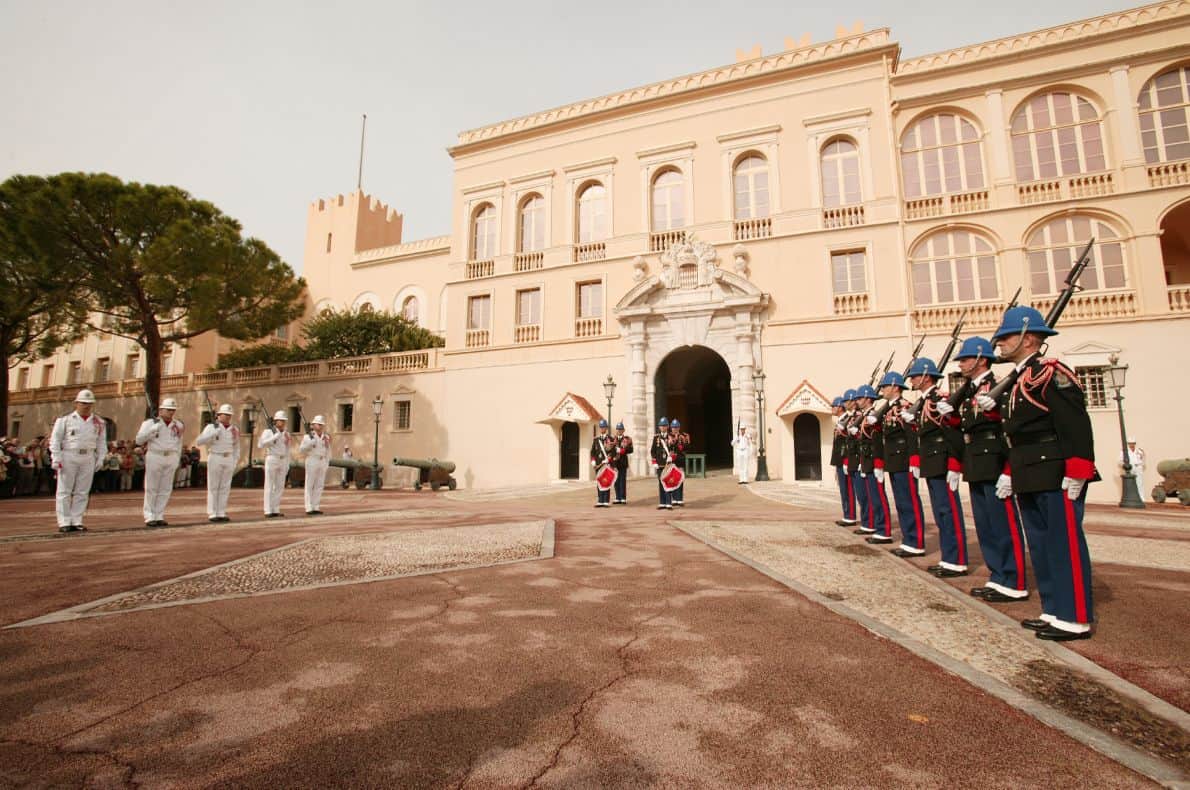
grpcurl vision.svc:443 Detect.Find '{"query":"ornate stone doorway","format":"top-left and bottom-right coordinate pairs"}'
top-left (654, 346), bottom-right (733, 468)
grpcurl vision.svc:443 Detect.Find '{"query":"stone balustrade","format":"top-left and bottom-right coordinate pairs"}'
top-left (465, 259), bottom-right (495, 279)
top-left (573, 242), bottom-right (606, 263)
top-left (1168, 285), bottom-right (1190, 313)
top-left (649, 230), bottom-right (685, 253)
top-left (1030, 290), bottom-right (1137, 323)
top-left (911, 300), bottom-right (1006, 332)
top-left (733, 217), bottom-right (772, 240)
top-left (1147, 161), bottom-right (1189, 188)
top-left (513, 251), bottom-right (543, 272)
top-left (822, 205), bottom-right (864, 229)
top-left (514, 324), bottom-right (541, 343)
top-left (465, 329), bottom-right (491, 348)
top-left (833, 292), bottom-right (869, 315)
top-left (575, 317), bottom-right (603, 337)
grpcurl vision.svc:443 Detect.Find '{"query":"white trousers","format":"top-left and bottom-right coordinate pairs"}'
top-left (264, 456), bottom-right (289, 514)
top-left (55, 455), bottom-right (96, 527)
top-left (305, 458), bottom-right (329, 512)
top-left (143, 452), bottom-right (177, 522)
top-left (735, 453), bottom-right (751, 483)
top-left (206, 455), bottom-right (236, 518)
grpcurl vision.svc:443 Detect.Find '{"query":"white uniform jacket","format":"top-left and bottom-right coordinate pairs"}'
top-left (258, 428), bottom-right (291, 459)
top-left (195, 422), bottom-right (241, 465)
top-left (50, 411), bottom-right (106, 471)
top-left (299, 431), bottom-right (332, 461)
top-left (136, 418), bottom-right (185, 455)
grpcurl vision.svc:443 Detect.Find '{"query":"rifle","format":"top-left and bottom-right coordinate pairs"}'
top-left (909, 308), bottom-right (968, 418)
top-left (866, 359), bottom-right (882, 387)
top-left (1005, 285), bottom-right (1022, 311)
top-left (199, 390), bottom-right (217, 427)
top-left (881, 351), bottom-right (896, 378)
top-left (983, 238), bottom-right (1095, 406)
top-left (945, 288), bottom-right (1022, 410)
top-left (872, 336), bottom-right (924, 420)
top-left (145, 391), bottom-right (158, 422)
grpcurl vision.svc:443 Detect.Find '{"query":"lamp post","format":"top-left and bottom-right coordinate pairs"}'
top-left (243, 403), bottom-right (257, 488)
top-left (753, 369), bottom-right (770, 481)
top-left (370, 395), bottom-right (383, 490)
top-left (1106, 354), bottom-right (1144, 509)
top-left (603, 374), bottom-right (616, 428)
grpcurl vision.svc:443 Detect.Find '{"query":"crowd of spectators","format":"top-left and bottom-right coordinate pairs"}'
top-left (0, 435), bottom-right (204, 499)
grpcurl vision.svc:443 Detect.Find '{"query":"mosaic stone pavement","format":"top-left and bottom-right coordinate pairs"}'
top-left (10, 520), bottom-right (552, 627)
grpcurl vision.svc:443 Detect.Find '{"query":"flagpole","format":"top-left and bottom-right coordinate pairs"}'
top-left (357, 113), bottom-right (367, 191)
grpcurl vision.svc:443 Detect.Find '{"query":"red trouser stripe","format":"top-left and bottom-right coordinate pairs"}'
top-left (878, 481), bottom-right (892, 537)
top-left (1063, 495), bottom-right (1088, 623)
top-left (1003, 498), bottom-right (1027, 591)
top-left (868, 477), bottom-right (875, 531)
top-left (908, 475), bottom-right (924, 549)
top-left (946, 485), bottom-right (965, 565)
top-left (845, 476), bottom-right (854, 519)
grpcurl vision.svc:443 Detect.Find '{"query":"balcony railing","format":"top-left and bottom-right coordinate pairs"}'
top-left (575, 316), bottom-right (603, 337)
top-left (912, 300), bottom-right (1006, 332)
top-left (160, 374), bottom-right (189, 392)
top-left (465, 259), bottom-right (494, 279)
top-left (513, 251), bottom-right (543, 272)
top-left (1018, 180), bottom-right (1062, 205)
top-left (1030, 290), bottom-right (1137, 323)
top-left (1168, 285), bottom-right (1190, 313)
top-left (574, 242), bottom-right (606, 262)
top-left (822, 205), bottom-right (865, 229)
top-left (950, 189), bottom-right (989, 214)
top-left (833, 292), bottom-right (869, 315)
top-left (904, 196), bottom-right (944, 220)
top-left (733, 217), bottom-right (772, 240)
top-left (232, 366), bottom-right (272, 385)
top-left (1069, 173), bottom-right (1115, 199)
top-left (649, 229), bottom-right (685, 252)
top-left (90, 382), bottom-right (120, 397)
top-left (1148, 161), bottom-right (1190, 188)
top-left (465, 329), bottom-right (490, 348)
top-left (904, 189), bottom-right (988, 219)
top-left (326, 356), bottom-right (375, 377)
top-left (514, 324), bottom-right (541, 343)
top-left (278, 362), bottom-right (321, 382)
top-left (194, 371), bottom-right (229, 387)
top-left (378, 351), bottom-right (430, 372)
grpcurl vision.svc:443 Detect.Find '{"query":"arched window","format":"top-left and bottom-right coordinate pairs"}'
top-left (909, 230), bottom-right (999, 305)
top-left (1026, 215), bottom-right (1126, 296)
top-left (1011, 92), bottom-right (1106, 181)
top-left (470, 203), bottom-right (496, 260)
top-left (651, 169), bottom-right (685, 231)
top-left (401, 296), bottom-right (419, 324)
top-left (900, 113), bottom-right (985, 198)
top-left (820, 140), bottom-right (861, 207)
top-left (576, 182), bottom-right (608, 244)
top-left (1138, 65), bottom-right (1190, 163)
top-left (733, 154), bottom-right (770, 219)
top-left (518, 194), bottom-right (545, 253)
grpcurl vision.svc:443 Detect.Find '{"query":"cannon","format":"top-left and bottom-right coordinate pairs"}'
top-left (392, 456), bottom-right (457, 491)
top-left (1152, 458), bottom-right (1190, 506)
top-left (225, 458), bottom-right (382, 489)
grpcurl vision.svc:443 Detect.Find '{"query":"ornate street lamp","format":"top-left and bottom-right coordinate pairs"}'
top-left (243, 403), bottom-right (258, 488)
top-left (603, 374), bottom-right (616, 428)
top-left (370, 395), bottom-right (384, 490)
top-left (1106, 354), bottom-right (1144, 509)
top-left (753, 369), bottom-right (770, 481)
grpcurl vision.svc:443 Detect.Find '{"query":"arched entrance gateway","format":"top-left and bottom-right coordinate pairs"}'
top-left (615, 237), bottom-right (769, 477)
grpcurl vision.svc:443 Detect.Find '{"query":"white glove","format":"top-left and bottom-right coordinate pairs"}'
top-left (874, 468), bottom-right (885, 483)
top-left (936, 401), bottom-right (955, 417)
top-left (901, 410), bottom-right (916, 423)
top-left (848, 426), bottom-right (859, 436)
top-left (947, 470), bottom-right (962, 491)
top-left (910, 465), bottom-right (920, 479)
top-left (591, 459), bottom-right (597, 467)
top-left (1062, 476), bottom-right (1086, 501)
top-left (976, 394), bottom-right (997, 411)
top-left (859, 470), bottom-right (867, 478)
top-left (995, 473), bottom-right (1012, 499)
top-left (843, 463), bottom-right (849, 476)
top-left (865, 415), bottom-right (877, 425)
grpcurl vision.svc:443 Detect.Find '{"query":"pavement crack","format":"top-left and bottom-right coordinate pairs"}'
top-left (2, 735), bottom-right (138, 788)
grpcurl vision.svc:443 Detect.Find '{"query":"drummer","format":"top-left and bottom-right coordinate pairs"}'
top-left (590, 419), bottom-right (615, 507)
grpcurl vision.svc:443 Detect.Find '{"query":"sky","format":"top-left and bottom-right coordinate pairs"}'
top-left (1, 0), bottom-right (1142, 274)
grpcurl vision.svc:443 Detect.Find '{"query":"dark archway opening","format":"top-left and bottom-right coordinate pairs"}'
top-left (793, 413), bottom-right (822, 481)
top-left (559, 422), bottom-right (580, 479)
top-left (1161, 201), bottom-right (1190, 285)
top-left (654, 346), bottom-right (733, 469)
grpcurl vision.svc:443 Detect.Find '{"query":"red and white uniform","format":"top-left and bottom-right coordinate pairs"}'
top-left (49, 411), bottom-right (106, 528)
top-left (299, 430), bottom-right (332, 512)
top-left (196, 421), bottom-right (240, 519)
top-left (136, 416), bottom-right (185, 524)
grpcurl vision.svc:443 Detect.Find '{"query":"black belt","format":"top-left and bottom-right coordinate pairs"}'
top-left (921, 434), bottom-right (946, 445)
top-left (1007, 432), bottom-right (1058, 448)
top-left (965, 430), bottom-right (1001, 443)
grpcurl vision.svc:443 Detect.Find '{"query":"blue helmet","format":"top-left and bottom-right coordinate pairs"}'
top-left (615, 422), bottom-right (625, 430)
top-left (843, 389), bottom-right (858, 402)
top-left (907, 357), bottom-right (941, 378)
top-left (992, 306), bottom-right (1057, 341)
top-left (598, 419), bottom-right (608, 428)
top-left (658, 417), bottom-right (669, 427)
top-left (879, 371), bottom-right (906, 389)
top-left (831, 396), bottom-right (844, 408)
top-left (955, 336), bottom-right (995, 361)
top-left (671, 419), bottom-right (681, 428)
top-left (855, 385), bottom-right (878, 400)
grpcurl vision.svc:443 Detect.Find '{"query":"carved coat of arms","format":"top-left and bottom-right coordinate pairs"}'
top-left (659, 235), bottom-right (721, 289)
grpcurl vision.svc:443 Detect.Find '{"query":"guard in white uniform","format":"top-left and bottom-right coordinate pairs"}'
top-left (135, 397), bottom-right (184, 527)
top-left (258, 410), bottom-right (291, 517)
top-left (195, 403), bottom-right (240, 523)
top-left (299, 415), bottom-right (332, 515)
top-left (731, 426), bottom-right (754, 484)
top-left (49, 389), bottom-right (106, 533)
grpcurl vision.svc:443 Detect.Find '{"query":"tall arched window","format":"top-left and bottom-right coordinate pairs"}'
top-left (909, 230), bottom-right (999, 305)
top-left (1138, 65), bottom-right (1190, 163)
top-left (1026, 215), bottom-right (1127, 296)
top-left (651, 169), bottom-right (685, 231)
top-left (518, 194), bottom-right (545, 252)
top-left (401, 296), bottom-right (419, 324)
top-left (900, 113), bottom-right (985, 198)
top-left (820, 139), bottom-right (861, 207)
top-left (733, 154), bottom-right (770, 219)
top-left (576, 182), bottom-right (607, 244)
top-left (470, 203), bottom-right (496, 260)
top-left (1011, 92), bottom-right (1106, 181)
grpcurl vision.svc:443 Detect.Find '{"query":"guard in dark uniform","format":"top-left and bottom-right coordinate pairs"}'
top-left (612, 421), bottom-right (632, 504)
top-left (651, 417), bottom-right (674, 510)
top-left (908, 357), bottom-right (969, 577)
top-left (591, 419), bottom-right (615, 507)
top-left (956, 337), bottom-right (1029, 603)
top-left (854, 385), bottom-right (892, 542)
top-left (879, 372), bottom-right (927, 557)
top-left (830, 394), bottom-right (858, 527)
top-left (844, 386), bottom-right (869, 532)
top-left (989, 307), bottom-right (1096, 640)
top-left (668, 420), bottom-right (689, 507)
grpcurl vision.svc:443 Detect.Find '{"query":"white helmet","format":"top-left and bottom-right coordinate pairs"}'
top-left (75, 389), bottom-right (96, 404)
top-left (217, 403), bottom-right (235, 416)
top-left (310, 415), bottom-right (326, 426)
top-left (160, 398), bottom-right (179, 411)
top-left (273, 410), bottom-right (288, 421)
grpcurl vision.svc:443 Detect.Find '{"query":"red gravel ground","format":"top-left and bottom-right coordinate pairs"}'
top-left (0, 481), bottom-right (1166, 787)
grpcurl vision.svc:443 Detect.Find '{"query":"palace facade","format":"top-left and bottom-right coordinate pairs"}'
top-left (10, 1), bottom-right (1190, 502)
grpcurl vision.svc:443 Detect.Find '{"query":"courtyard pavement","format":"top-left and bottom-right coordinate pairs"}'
top-left (0, 474), bottom-right (1187, 788)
